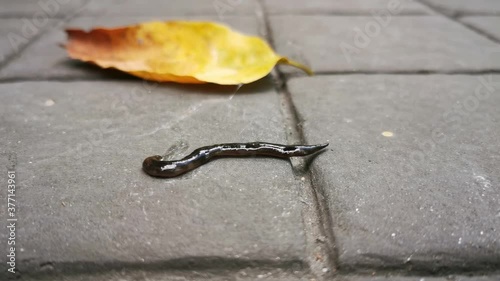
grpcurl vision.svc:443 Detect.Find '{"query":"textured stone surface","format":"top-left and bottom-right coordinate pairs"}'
top-left (420, 0), bottom-right (500, 16)
top-left (0, 15), bottom-right (263, 80)
top-left (80, 0), bottom-right (259, 17)
top-left (261, 0), bottom-right (431, 15)
top-left (342, 277), bottom-right (447, 281)
top-left (342, 276), bottom-right (500, 281)
top-left (269, 16), bottom-right (500, 73)
top-left (455, 276), bottom-right (500, 281)
top-left (2, 0), bottom-right (500, 279)
top-left (461, 16), bottom-right (500, 42)
top-left (0, 18), bottom-right (55, 64)
top-left (288, 75), bottom-right (500, 270)
top-left (0, 81), bottom-right (306, 276)
top-left (20, 268), bottom-right (311, 281)
top-left (0, 0), bottom-right (87, 17)
top-left (22, 273), bottom-right (500, 281)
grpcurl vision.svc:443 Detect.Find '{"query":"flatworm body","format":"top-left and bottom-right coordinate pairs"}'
top-left (143, 142), bottom-right (328, 178)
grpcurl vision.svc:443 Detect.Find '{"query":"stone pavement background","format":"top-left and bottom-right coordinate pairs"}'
top-left (0, 0), bottom-right (499, 280)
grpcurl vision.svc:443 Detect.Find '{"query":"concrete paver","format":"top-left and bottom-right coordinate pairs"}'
top-left (0, 0), bottom-right (87, 17)
top-left (461, 16), bottom-right (500, 42)
top-left (0, 15), bottom-right (263, 80)
top-left (0, 81), bottom-right (307, 276)
top-left (342, 276), bottom-right (500, 281)
top-left (20, 268), bottom-right (311, 281)
top-left (269, 16), bottom-right (500, 73)
top-left (80, 0), bottom-right (259, 17)
top-left (288, 75), bottom-right (500, 270)
top-left (342, 277), bottom-right (448, 281)
top-left (420, 0), bottom-right (500, 16)
top-left (261, 0), bottom-right (431, 15)
top-left (454, 276), bottom-right (500, 281)
top-left (0, 18), bottom-right (55, 65)
top-left (2, 0), bottom-right (500, 279)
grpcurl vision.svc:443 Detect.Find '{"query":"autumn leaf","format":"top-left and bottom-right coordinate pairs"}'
top-left (64, 21), bottom-right (312, 85)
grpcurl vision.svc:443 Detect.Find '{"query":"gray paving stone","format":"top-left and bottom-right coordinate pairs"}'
top-left (455, 276), bottom-right (500, 281)
top-left (461, 16), bottom-right (500, 42)
top-left (0, 15), bottom-right (264, 80)
top-left (0, 18), bottom-right (55, 64)
top-left (340, 276), bottom-right (447, 281)
top-left (81, 0), bottom-right (259, 17)
top-left (20, 268), bottom-right (312, 281)
top-left (420, 0), bottom-right (500, 16)
top-left (341, 276), bottom-right (500, 281)
top-left (269, 16), bottom-right (500, 73)
top-left (0, 81), bottom-right (306, 276)
top-left (288, 75), bottom-right (500, 270)
top-left (0, 0), bottom-right (87, 17)
top-left (261, 0), bottom-right (431, 15)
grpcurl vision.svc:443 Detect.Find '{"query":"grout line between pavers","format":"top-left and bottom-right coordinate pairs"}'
top-left (313, 69), bottom-right (500, 75)
top-left (265, 12), bottom-right (430, 17)
top-left (458, 19), bottom-right (500, 45)
top-left (418, 0), bottom-right (500, 18)
top-left (334, 264), bottom-right (500, 277)
top-left (274, 52), bottom-right (340, 281)
top-left (0, 31), bottom-right (45, 70)
top-left (2, 258), bottom-right (309, 280)
top-left (275, 61), bottom-right (340, 281)
top-left (416, 0), bottom-right (500, 44)
top-left (2, 70), bottom-right (500, 84)
top-left (0, 14), bottom-right (70, 19)
top-left (335, 271), bottom-right (500, 280)
top-left (283, 69), bottom-right (500, 78)
top-left (0, 76), bottom-right (137, 83)
top-left (0, 0), bottom-right (92, 71)
top-left (256, 1), bottom-right (339, 280)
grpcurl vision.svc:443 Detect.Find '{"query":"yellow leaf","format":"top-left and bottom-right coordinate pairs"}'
top-left (64, 21), bottom-right (312, 85)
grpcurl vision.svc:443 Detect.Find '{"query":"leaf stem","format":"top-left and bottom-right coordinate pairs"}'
top-left (278, 57), bottom-right (314, 75)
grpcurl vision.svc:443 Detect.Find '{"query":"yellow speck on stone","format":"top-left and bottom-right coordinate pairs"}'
top-left (382, 131), bottom-right (394, 137)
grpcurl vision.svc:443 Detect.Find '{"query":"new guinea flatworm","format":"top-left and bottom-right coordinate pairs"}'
top-left (143, 142), bottom-right (329, 178)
